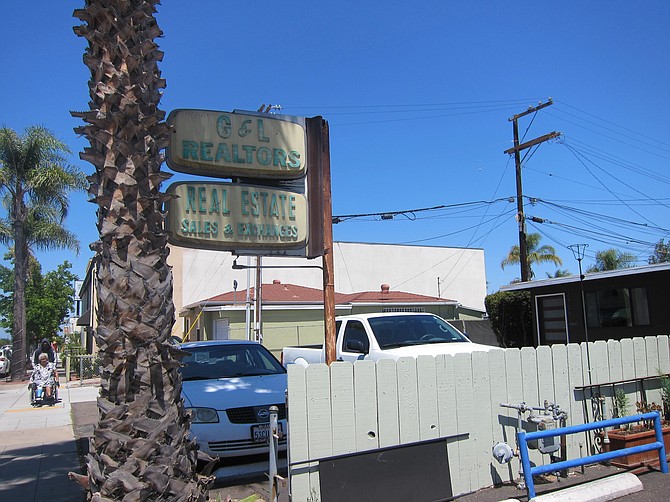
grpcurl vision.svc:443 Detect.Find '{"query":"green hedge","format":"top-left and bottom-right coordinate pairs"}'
top-left (485, 290), bottom-right (532, 348)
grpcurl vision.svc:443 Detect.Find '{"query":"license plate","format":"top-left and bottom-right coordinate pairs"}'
top-left (251, 423), bottom-right (282, 443)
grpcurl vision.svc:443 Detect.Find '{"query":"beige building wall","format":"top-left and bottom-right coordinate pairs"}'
top-left (167, 241), bottom-right (487, 334)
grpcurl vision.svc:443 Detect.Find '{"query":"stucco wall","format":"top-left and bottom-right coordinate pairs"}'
top-left (167, 242), bottom-right (487, 321)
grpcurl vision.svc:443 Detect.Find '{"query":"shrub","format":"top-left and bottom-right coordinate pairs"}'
top-left (659, 373), bottom-right (670, 421)
top-left (485, 290), bottom-right (532, 347)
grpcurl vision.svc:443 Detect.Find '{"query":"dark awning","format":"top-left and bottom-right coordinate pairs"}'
top-left (76, 309), bottom-right (91, 326)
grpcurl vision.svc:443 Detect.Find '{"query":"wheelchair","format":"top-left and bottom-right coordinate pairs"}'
top-left (29, 379), bottom-right (59, 406)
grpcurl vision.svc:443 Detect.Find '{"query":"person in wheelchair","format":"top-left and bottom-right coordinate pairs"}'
top-left (30, 352), bottom-right (59, 404)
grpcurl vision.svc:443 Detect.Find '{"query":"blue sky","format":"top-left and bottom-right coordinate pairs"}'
top-left (1, 1), bottom-right (668, 295)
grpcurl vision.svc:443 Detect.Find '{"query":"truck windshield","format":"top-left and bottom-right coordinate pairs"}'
top-left (369, 315), bottom-right (470, 349)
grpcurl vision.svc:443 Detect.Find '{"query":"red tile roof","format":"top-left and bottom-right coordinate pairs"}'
top-left (197, 280), bottom-right (456, 306)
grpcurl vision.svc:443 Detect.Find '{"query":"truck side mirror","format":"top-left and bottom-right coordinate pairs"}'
top-left (345, 339), bottom-right (366, 354)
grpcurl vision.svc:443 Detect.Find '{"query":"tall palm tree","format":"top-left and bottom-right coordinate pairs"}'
top-left (0, 126), bottom-right (86, 380)
top-left (501, 233), bottom-right (563, 279)
top-left (587, 248), bottom-right (636, 272)
top-left (72, 1), bottom-right (210, 499)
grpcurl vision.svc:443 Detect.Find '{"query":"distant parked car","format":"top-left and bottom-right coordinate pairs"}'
top-left (180, 340), bottom-right (287, 459)
top-left (0, 347), bottom-right (11, 377)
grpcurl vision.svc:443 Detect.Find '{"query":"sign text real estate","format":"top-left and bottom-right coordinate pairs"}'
top-left (166, 181), bottom-right (307, 251)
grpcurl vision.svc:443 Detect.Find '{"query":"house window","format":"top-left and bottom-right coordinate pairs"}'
top-left (536, 294), bottom-right (568, 344)
top-left (585, 287), bottom-right (650, 328)
top-left (382, 307), bottom-right (426, 313)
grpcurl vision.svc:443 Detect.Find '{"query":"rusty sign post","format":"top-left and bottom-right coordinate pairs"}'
top-left (165, 109), bottom-right (336, 362)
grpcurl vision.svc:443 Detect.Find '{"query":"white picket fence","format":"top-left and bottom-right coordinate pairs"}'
top-left (286, 336), bottom-right (670, 501)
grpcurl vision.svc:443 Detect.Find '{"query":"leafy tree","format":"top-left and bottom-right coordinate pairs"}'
top-left (587, 248), bottom-right (636, 273)
top-left (501, 233), bottom-right (563, 279)
top-left (0, 126), bottom-right (86, 380)
top-left (485, 290), bottom-right (532, 347)
top-left (0, 258), bottom-right (77, 350)
top-left (0, 252), bottom-right (41, 346)
top-left (649, 239), bottom-right (670, 264)
top-left (72, 1), bottom-right (210, 499)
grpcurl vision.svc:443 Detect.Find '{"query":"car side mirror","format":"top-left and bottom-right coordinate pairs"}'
top-left (345, 340), bottom-right (366, 354)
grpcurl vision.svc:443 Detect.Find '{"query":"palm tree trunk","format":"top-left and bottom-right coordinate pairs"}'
top-left (10, 207), bottom-right (28, 381)
top-left (72, 1), bottom-right (210, 499)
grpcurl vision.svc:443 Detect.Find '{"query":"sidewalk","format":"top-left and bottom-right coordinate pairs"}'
top-left (0, 374), bottom-right (100, 501)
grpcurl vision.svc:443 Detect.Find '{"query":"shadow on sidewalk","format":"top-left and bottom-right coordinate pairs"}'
top-left (0, 439), bottom-right (87, 501)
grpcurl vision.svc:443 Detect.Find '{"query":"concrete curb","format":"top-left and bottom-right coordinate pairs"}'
top-left (529, 472), bottom-right (643, 502)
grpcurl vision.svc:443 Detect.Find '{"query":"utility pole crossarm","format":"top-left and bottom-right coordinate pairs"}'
top-left (508, 99), bottom-right (553, 121)
top-left (505, 99), bottom-right (555, 283)
top-left (504, 131), bottom-right (561, 155)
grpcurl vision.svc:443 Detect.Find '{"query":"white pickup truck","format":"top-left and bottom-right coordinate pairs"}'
top-left (281, 312), bottom-right (496, 367)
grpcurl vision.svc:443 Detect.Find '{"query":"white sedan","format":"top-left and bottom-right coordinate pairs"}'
top-left (0, 347), bottom-right (10, 377)
top-left (180, 340), bottom-right (287, 459)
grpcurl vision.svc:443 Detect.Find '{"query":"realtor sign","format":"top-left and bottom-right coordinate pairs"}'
top-left (165, 181), bottom-right (308, 252)
top-left (166, 109), bottom-right (307, 179)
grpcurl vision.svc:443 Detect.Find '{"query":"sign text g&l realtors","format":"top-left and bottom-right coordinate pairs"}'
top-left (166, 109), bottom-right (306, 179)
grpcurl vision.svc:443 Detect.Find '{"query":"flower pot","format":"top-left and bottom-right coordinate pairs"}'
top-left (604, 425), bottom-right (670, 468)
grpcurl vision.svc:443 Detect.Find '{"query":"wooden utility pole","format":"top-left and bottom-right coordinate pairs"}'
top-left (306, 117), bottom-right (336, 365)
top-left (504, 100), bottom-right (560, 282)
top-left (321, 121), bottom-right (336, 365)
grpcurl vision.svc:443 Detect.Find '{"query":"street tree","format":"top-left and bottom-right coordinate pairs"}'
top-left (587, 248), bottom-right (636, 273)
top-left (501, 233), bottom-right (563, 279)
top-left (0, 258), bottom-right (77, 350)
top-left (649, 239), bottom-right (670, 264)
top-left (0, 126), bottom-right (86, 380)
top-left (72, 1), bottom-right (211, 499)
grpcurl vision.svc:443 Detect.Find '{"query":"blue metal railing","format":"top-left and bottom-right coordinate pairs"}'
top-left (517, 411), bottom-right (668, 499)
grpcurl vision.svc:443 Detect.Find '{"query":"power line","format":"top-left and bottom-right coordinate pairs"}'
top-left (553, 100), bottom-right (670, 150)
top-left (527, 219), bottom-right (654, 262)
top-left (530, 198), bottom-right (670, 234)
top-left (401, 207), bottom-right (517, 245)
top-left (285, 98), bottom-right (544, 112)
top-left (329, 104), bottom-right (524, 127)
top-left (332, 198), bottom-right (513, 223)
top-left (548, 109), bottom-right (670, 161)
top-left (563, 142), bottom-right (670, 222)
top-left (561, 137), bottom-right (670, 185)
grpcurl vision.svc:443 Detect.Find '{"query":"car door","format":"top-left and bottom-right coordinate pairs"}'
top-left (338, 319), bottom-right (370, 362)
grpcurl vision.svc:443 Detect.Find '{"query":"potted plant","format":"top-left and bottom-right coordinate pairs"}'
top-left (605, 382), bottom-right (670, 468)
top-left (660, 373), bottom-right (670, 421)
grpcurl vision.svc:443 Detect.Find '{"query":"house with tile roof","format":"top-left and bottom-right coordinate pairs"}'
top-left (167, 241), bottom-right (488, 339)
top-left (179, 280), bottom-right (492, 356)
top-left (76, 241), bottom-right (490, 355)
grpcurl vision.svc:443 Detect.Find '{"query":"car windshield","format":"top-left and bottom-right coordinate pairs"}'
top-left (369, 315), bottom-right (470, 349)
top-left (180, 344), bottom-right (286, 381)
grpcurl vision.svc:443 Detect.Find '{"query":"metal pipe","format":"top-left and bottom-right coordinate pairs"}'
top-left (245, 256), bottom-right (251, 341)
top-left (525, 411), bottom-right (662, 439)
top-left (518, 411), bottom-right (668, 499)
top-left (269, 405), bottom-right (279, 502)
